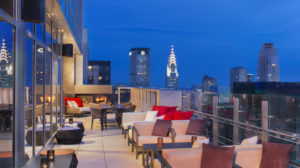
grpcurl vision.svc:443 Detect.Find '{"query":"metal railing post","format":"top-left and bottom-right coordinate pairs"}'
top-left (233, 97), bottom-right (239, 145)
top-left (118, 87), bottom-right (120, 104)
top-left (262, 101), bottom-right (269, 142)
top-left (212, 96), bottom-right (219, 145)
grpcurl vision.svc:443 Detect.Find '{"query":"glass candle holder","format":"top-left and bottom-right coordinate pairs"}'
top-left (157, 137), bottom-right (163, 151)
top-left (191, 136), bottom-right (197, 145)
top-left (40, 158), bottom-right (49, 168)
top-left (47, 149), bottom-right (55, 161)
top-left (69, 117), bottom-right (73, 124)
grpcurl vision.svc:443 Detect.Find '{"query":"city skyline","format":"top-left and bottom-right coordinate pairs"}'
top-left (85, 0), bottom-right (300, 87)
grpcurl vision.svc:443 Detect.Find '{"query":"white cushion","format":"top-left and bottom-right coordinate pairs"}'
top-left (192, 138), bottom-right (210, 148)
top-left (144, 111), bottom-right (158, 121)
top-left (79, 107), bottom-right (90, 112)
top-left (70, 100), bottom-right (79, 108)
top-left (241, 136), bottom-right (258, 145)
top-left (67, 101), bottom-right (74, 108)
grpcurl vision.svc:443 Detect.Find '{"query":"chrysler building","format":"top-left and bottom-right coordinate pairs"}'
top-left (166, 44), bottom-right (179, 89)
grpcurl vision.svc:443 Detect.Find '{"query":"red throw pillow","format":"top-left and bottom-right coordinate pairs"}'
top-left (152, 105), bottom-right (169, 117)
top-left (152, 120), bottom-right (172, 137)
top-left (173, 110), bottom-right (194, 120)
top-left (70, 98), bottom-right (83, 107)
top-left (186, 119), bottom-right (205, 135)
top-left (259, 142), bottom-right (294, 168)
top-left (201, 144), bottom-right (235, 168)
top-left (167, 106), bottom-right (177, 113)
top-left (163, 111), bottom-right (175, 120)
top-left (64, 97), bottom-right (70, 107)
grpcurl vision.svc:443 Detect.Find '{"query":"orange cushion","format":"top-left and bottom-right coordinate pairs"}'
top-left (0, 152), bottom-right (12, 159)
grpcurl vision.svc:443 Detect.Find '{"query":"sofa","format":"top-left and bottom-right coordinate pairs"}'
top-left (65, 97), bottom-right (90, 116)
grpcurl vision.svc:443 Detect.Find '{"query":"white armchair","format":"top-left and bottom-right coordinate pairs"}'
top-left (122, 112), bottom-right (147, 139)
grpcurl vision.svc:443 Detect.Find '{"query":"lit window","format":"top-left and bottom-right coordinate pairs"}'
top-left (268, 74), bottom-right (272, 77)
top-left (88, 66), bottom-right (93, 71)
top-left (98, 76), bottom-right (102, 80)
top-left (272, 64), bottom-right (276, 67)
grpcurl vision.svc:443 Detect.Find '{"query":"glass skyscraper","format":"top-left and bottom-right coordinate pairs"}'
top-left (230, 66), bottom-right (248, 91)
top-left (129, 48), bottom-right (150, 87)
top-left (257, 43), bottom-right (280, 82)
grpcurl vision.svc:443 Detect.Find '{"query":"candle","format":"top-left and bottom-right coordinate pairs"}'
top-left (157, 137), bottom-right (163, 151)
top-left (40, 158), bottom-right (49, 168)
top-left (191, 136), bottom-right (197, 145)
top-left (69, 117), bottom-right (73, 124)
top-left (47, 149), bottom-right (55, 161)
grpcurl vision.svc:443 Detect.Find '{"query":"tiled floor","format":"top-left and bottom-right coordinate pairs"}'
top-left (55, 114), bottom-right (143, 168)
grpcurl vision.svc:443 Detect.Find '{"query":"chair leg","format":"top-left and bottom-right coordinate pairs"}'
top-left (136, 147), bottom-right (139, 159)
top-left (132, 141), bottom-right (134, 152)
top-left (91, 118), bottom-right (93, 130)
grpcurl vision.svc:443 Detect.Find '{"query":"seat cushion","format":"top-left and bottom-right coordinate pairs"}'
top-left (186, 119), bottom-right (205, 135)
top-left (152, 120), bottom-right (171, 137)
top-left (201, 144), bottom-right (235, 168)
top-left (137, 136), bottom-right (172, 146)
top-left (163, 148), bottom-right (202, 168)
top-left (175, 135), bottom-right (207, 143)
top-left (191, 137), bottom-right (210, 148)
top-left (79, 107), bottom-right (90, 112)
top-left (171, 120), bottom-right (190, 135)
top-left (259, 142), bottom-right (294, 168)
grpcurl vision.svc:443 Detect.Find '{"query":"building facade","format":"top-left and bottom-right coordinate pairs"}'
top-left (257, 43), bottom-right (280, 82)
top-left (87, 61), bottom-right (111, 85)
top-left (0, 38), bottom-right (13, 88)
top-left (230, 66), bottom-right (248, 91)
top-left (165, 44), bottom-right (179, 89)
top-left (202, 75), bottom-right (218, 92)
top-left (129, 48), bottom-right (150, 87)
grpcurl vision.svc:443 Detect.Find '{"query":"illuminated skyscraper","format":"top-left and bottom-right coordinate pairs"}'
top-left (166, 44), bottom-right (179, 89)
top-left (0, 38), bottom-right (13, 88)
top-left (230, 66), bottom-right (248, 91)
top-left (129, 48), bottom-right (150, 87)
top-left (257, 43), bottom-right (280, 82)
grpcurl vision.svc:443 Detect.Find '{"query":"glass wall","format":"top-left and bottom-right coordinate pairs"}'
top-left (0, 20), bottom-right (14, 167)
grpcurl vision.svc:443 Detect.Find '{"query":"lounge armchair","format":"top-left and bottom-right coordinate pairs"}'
top-left (122, 112), bottom-right (147, 138)
top-left (171, 120), bottom-right (208, 143)
top-left (65, 97), bottom-right (90, 116)
top-left (132, 121), bottom-right (174, 159)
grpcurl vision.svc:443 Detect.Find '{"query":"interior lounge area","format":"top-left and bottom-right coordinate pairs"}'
top-left (1, 0), bottom-right (300, 168)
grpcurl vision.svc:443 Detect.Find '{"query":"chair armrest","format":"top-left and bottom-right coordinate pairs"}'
top-left (67, 107), bottom-right (81, 115)
top-left (122, 112), bottom-right (147, 123)
top-left (232, 163), bottom-right (242, 168)
top-left (132, 126), bottom-right (140, 144)
top-left (169, 128), bottom-right (176, 143)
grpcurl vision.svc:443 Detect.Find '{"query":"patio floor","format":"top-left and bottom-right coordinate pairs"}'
top-left (55, 114), bottom-right (143, 168)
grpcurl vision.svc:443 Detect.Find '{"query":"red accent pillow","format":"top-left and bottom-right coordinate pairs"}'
top-left (69, 98), bottom-right (83, 107)
top-left (201, 144), bottom-right (235, 168)
top-left (152, 120), bottom-right (172, 137)
top-left (163, 111), bottom-right (175, 120)
top-left (152, 105), bottom-right (169, 117)
top-left (64, 97), bottom-right (70, 107)
top-left (173, 110), bottom-right (194, 120)
top-left (259, 142), bottom-right (294, 168)
top-left (167, 106), bottom-right (177, 113)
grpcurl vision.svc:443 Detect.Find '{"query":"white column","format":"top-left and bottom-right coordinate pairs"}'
top-left (212, 96), bottom-right (219, 145)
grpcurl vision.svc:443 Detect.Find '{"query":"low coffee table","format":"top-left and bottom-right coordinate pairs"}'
top-left (142, 142), bottom-right (192, 168)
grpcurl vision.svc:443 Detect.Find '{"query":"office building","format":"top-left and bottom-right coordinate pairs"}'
top-left (247, 74), bottom-right (254, 82)
top-left (129, 48), bottom-right (150, 87)
top-left (257, 43), bottom-right (280, 82)
top-left (230, 66), bottom-right (248, 91)
top-left (166, 44), bottom-right (179, 89)
top-left (0, 38), bottom-right (13, 87)
top-left (87, 61), bottom-right (111, 85)
top-left (202, 75), bottom-right (218, 92)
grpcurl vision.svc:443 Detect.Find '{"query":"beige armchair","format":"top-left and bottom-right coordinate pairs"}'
top-left (132, 121), bottom-right (174, 159)
top-left (122, 112), bottom-right (147, 140)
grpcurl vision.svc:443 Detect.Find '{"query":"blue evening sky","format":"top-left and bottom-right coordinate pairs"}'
top-left (84, 0), bottom-right (300, 88)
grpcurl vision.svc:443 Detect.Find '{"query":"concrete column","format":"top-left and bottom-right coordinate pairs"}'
top-left (118, 88), bottom-right (121, 104)
top-left (212, 96), bottom-right (219, 145)
top-left (233, 97), bottom-right (239, 145)
top-left (75, 54), bottom-right (83, 85)
top-left (261, 101), bottom-right (269, 142)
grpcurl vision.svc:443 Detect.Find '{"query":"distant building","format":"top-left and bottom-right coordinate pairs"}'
top-left (247, 74), bottom-right (254, 82)
top-left (129, 48), bottom-right (150, 87)
top-left (0, 39), bottom-right (13, 88)
top-left (87, 61), bottom-right (111, 85)
top-left (202, 75), bottom-right (218, 92)
top-left (257, 43), bottom-right (280, 82)
top-left (166, 44), bottom-right (179, 89)
top-left (230, 66), bottom-right (248, 91)
top-left (82, 28), bottom-right (89, 84)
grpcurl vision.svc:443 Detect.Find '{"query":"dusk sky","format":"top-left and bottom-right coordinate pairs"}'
top-left (84, 0), bottom-right (300, 88)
